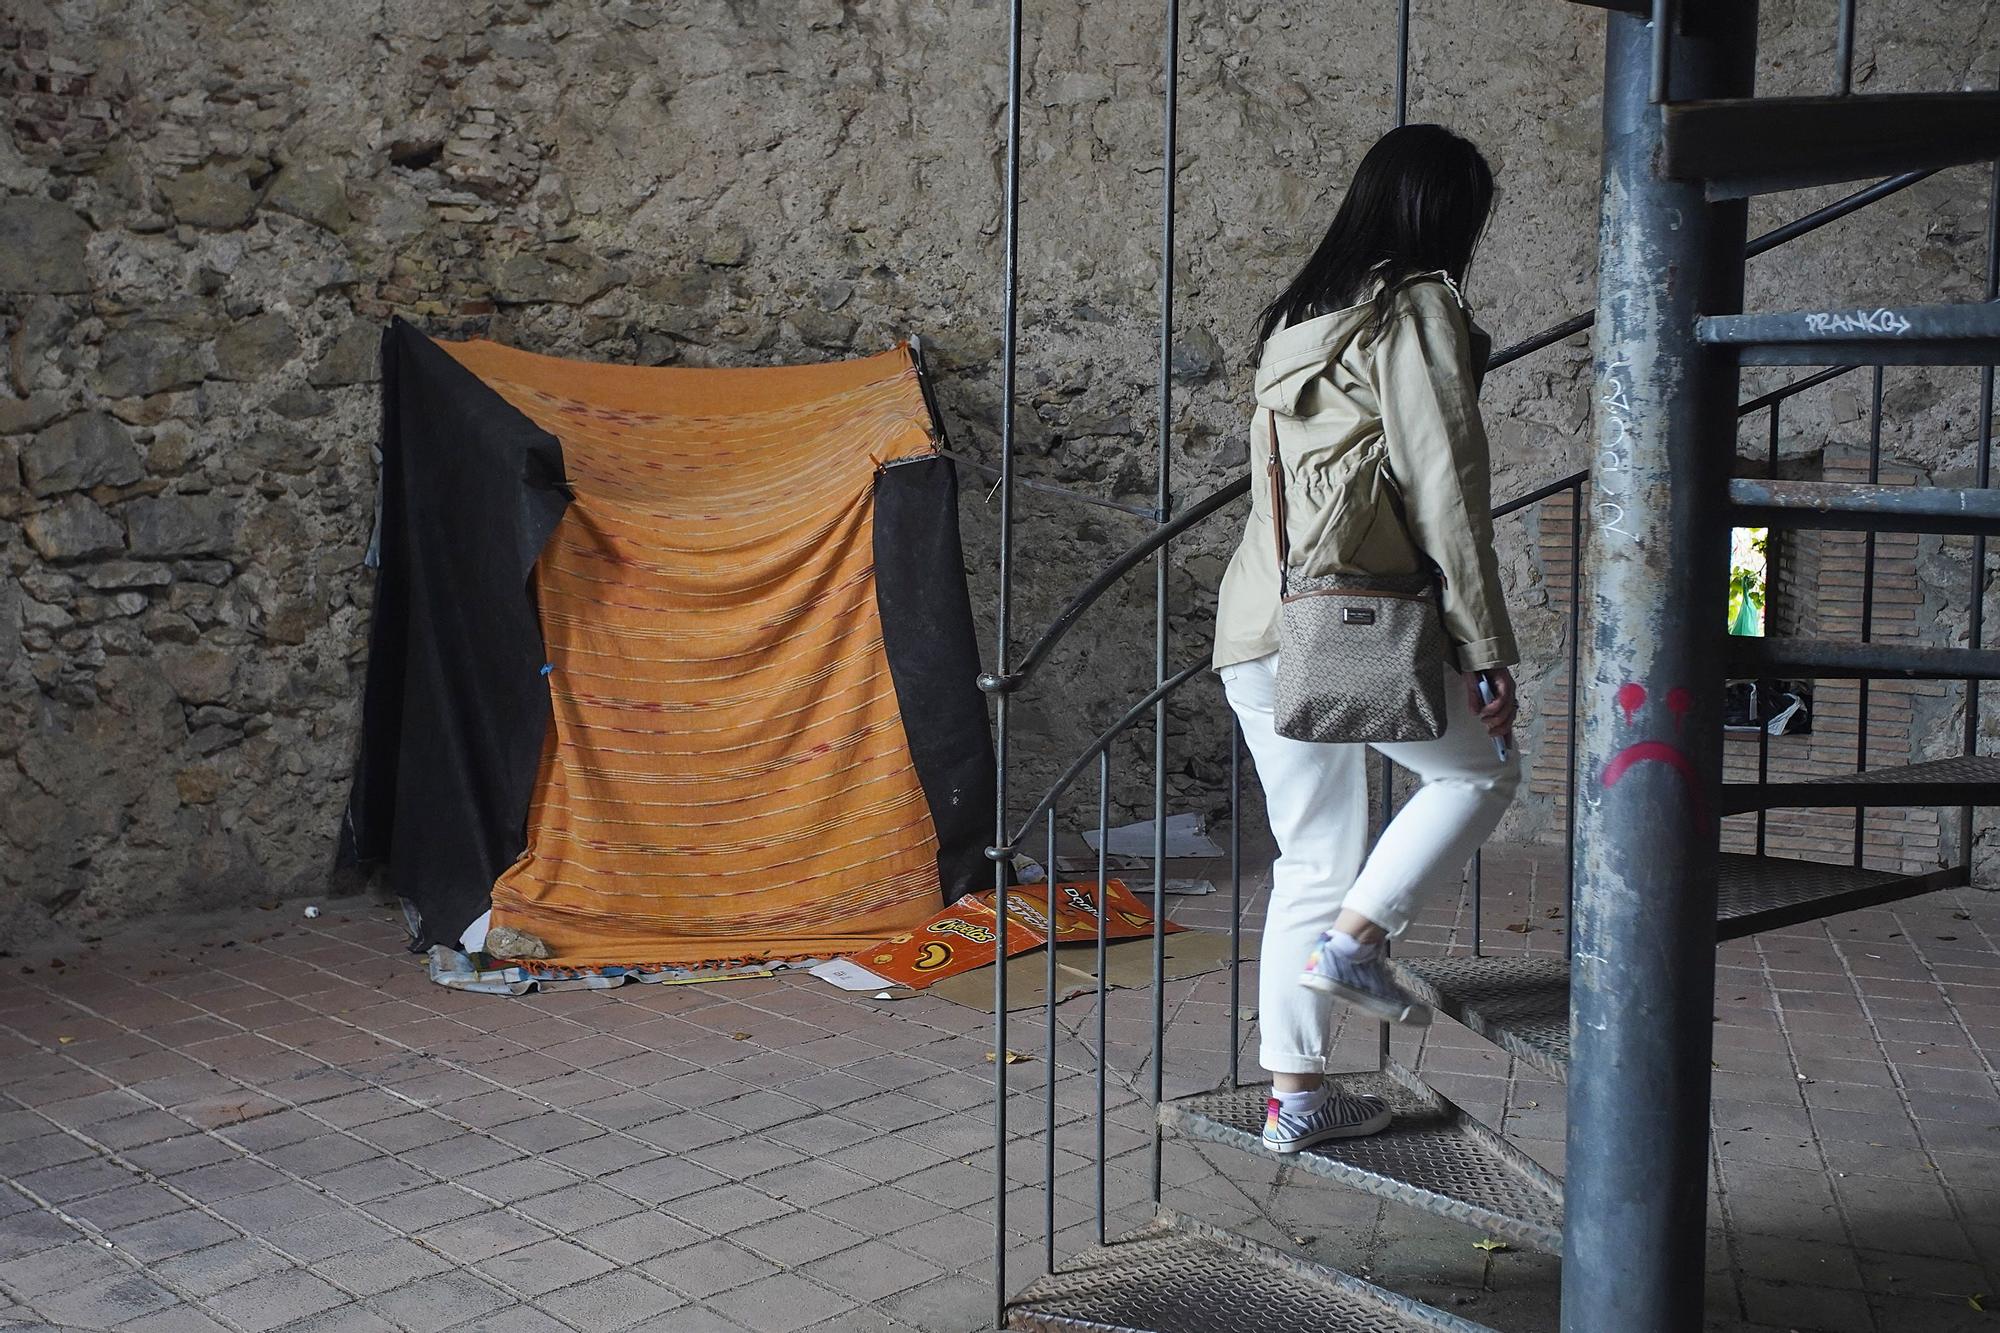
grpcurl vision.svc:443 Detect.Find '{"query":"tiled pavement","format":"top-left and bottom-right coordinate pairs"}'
top-left (1, 842), bottom-right (1997, 1333)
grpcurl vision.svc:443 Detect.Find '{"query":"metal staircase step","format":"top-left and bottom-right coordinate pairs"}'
top-left (1725, 636), bottom-right (2000, 681)
top-left (1007, 1212), bottom-right (1495, 1333)
top-left (1722, 755), bottom-right (2000, 814)
top-left (1391, 851), bottom-right (1963, 1070)
top-left (1663, 92), bottom-right (2000, 198)
top-left (1391, 956), bottom-right (1573, 1083)
top-left (1161, 1065), bottom-right (1564, 1252)
top-left (1715, 853), bottom-right (1964, 940)
top-left (1727, 478), bottom-right (2000, 535)
top-left (1697, 302), bottom-right (2000, 366)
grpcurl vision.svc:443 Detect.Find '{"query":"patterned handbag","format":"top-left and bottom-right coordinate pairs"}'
top-left (1266, 409), bottom-right (1449, 744)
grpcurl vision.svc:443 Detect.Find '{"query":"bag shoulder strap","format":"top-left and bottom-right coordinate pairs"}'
top-left (1266, 403), bottom-right (1439, 594)
top-left (1265, 408), bottom-right (1291, 598)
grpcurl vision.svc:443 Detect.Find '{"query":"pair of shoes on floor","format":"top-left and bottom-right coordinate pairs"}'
top-left (1262, 1089), bottom-right (1392, 1153)
top-left (1299, 935), bottom-right (1432, 1026)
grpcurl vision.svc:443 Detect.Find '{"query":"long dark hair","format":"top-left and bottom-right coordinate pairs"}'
top-left (1256, 124), bottom-right (1494, 344)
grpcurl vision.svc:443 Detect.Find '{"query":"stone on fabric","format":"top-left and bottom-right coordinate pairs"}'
top-left (23, 412), bottom-right (145, 496)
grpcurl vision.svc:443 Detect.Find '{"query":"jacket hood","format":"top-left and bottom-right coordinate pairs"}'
top-left (1252, 270), bottom-right (1462, 416)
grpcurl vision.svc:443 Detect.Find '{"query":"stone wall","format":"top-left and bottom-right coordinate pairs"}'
top-left (4, 0), bottom-right (1997, 942)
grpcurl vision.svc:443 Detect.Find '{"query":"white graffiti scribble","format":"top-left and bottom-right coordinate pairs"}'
top-left (1803, 308), bottom-right (1913, 337)
top-left (1595, 353), bottom-right (1641, 545)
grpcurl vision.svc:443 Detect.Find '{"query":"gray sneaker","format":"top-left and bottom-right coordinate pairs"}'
top-left (1262, 1089), bottom-right (1392, 1153)
top-left (1299, 936), bottom-right (1433, 1025)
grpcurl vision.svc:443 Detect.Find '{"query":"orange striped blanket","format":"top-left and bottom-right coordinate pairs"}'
top-left (435, 340), bottom-right (967, 969)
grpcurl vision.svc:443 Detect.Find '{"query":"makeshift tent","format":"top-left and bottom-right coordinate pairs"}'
top-left (341, 319), bottom-right (995, 976)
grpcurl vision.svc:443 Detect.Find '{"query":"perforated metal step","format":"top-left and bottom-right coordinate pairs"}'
top-left (1391, 956), bottom-right (1572, 1083)
top-left (1726, 636), bottom-right (2000, 681)
top-left (1391, 857), bottom-right (1963, 1071)
top-left (1727, 478), bottom-right (2000, 535)
top-left (1715, 852), bottom-right (1963, 940)
top-left (1721, 755), bottom-right (2000, 815)
top-left (1663, 92), bottom-right (2000, 198)
top-left (1007, 1213), bottom-right (1495, 1333)
top-left (1699, 301), bottom-right (2000, 366)
top-left (1161, 1064), bottom-right (1563, 1252)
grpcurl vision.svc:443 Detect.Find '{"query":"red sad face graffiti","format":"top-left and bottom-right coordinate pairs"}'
top-left (1602, 682), bottom-right (1707, 826)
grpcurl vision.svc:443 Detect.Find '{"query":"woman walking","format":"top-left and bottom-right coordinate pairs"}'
top-left (1212, 124), bottom-right (1521, 1151)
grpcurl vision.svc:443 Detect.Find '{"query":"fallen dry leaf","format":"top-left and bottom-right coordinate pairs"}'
top-left (985, 1049), bottom-right (1034, 1065)
top-left (56, 1036), bottom-right (74, 1045)
top-left (729, 1032), bottom-right (751, 1041)
top-left (1504, 922), bottom-right (1532, 934)
top-left (1473, 1239), bottom-right (1509, 1253)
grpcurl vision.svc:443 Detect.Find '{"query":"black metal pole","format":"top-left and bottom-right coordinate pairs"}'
top-left (1757, 404), bottom-right (1779, 856)
top-left (1228, 718), bottom-right (1243, 1089)
top-left (1149, 0), bottom-right (1181, 1206)
top-left (1044, 812), bottom-right (1057, 1274)
top-left (1565, 479), bottom-right (1585, 945)
top-left (1095, 753), bottom-right (1110, 1245)
top-left (1564, 6), bottom-right (1754, 1331)
top-left (1963, 157), bottom-right (1999, 871)
top-left (1470, 848), bottom-right (1483, 957)
top-left (1856, 366), bottom-right (1883, 867)
top-left (1394, 0), bottom-right (1411, 127)
top-left (1835, 0), bottom-right (1858, 94)
top-left (991, 0), bottom-right (1025, 1320)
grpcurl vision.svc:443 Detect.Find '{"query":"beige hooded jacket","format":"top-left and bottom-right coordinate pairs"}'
top-left (1212, 273), bottom-right (1519, 674)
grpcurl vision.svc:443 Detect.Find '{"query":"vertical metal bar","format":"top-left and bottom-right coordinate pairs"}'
top-left (1393, 0), bottom-right (1412, 127)
top-left (1471, 849), bottom-right (1483, 958)
top-left (1148, 0), bottom-right (1182, 1207)
top-left (1565, 480), bottom-right (1584, 953)
top-left (1963, 157), bottom-right (1999, 873)
top-left (1565, 7), bottom-right (1754, 1331)
top-left (1649, 0), bottom-right (1675, 103)
top-left (1834, 0), bottom-right (1858, 94)
top-left (1044, 811), bottom-right (1057, 1275)
top-left (991, 0), bottom-right (1025, 1320)
top-left (1377, 751), bottom-right (1394, 836)
top-left (1228, 718), bottom-right (1243, 1090)
top-left (1757, 403), bottom-right (1779, 856)
top-left (1855, 365), bottom-right (1882, 867)
top-left (1095, 753), bottom-right (1110, 1246)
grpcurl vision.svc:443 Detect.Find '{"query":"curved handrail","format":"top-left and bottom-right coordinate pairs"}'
top-left (983, 169), bottom-right (1937, 697)
top-left (979, 476), bottom-right (1249, 692)
top-left (992, 657), bottom-right (1212, 855)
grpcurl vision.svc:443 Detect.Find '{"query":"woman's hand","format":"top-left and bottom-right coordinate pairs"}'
top-left (1464, 667), bottom-right (1518, 743)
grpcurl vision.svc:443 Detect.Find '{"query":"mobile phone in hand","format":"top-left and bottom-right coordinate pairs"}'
top-left (1476, 673), bottom-right (1509, 762)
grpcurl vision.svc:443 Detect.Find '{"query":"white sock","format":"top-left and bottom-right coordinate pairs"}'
top-left (1275, 1086), bottom-right (1327, 1116)
top-left (1323, 929), bottom-right (1383, 963)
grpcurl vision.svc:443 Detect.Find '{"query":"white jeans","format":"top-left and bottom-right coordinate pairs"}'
top-left (1219, 651), bottom-right (1520, 1075)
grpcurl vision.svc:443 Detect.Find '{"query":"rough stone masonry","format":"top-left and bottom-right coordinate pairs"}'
top-left (2, 1), bottom-right (1996, 943)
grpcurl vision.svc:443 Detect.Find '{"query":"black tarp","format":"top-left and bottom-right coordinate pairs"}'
top-left (874, 456), bottom-right (997, 904)
top-left (338, 319), bottom-right (571, 950)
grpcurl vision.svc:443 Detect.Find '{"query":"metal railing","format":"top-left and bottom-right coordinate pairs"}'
top-left (974, 2), bottom-right (1998, 1326)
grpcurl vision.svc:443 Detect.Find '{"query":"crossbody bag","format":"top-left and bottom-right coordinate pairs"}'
top-left (1266, 407), bottom-right (1450, 744)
